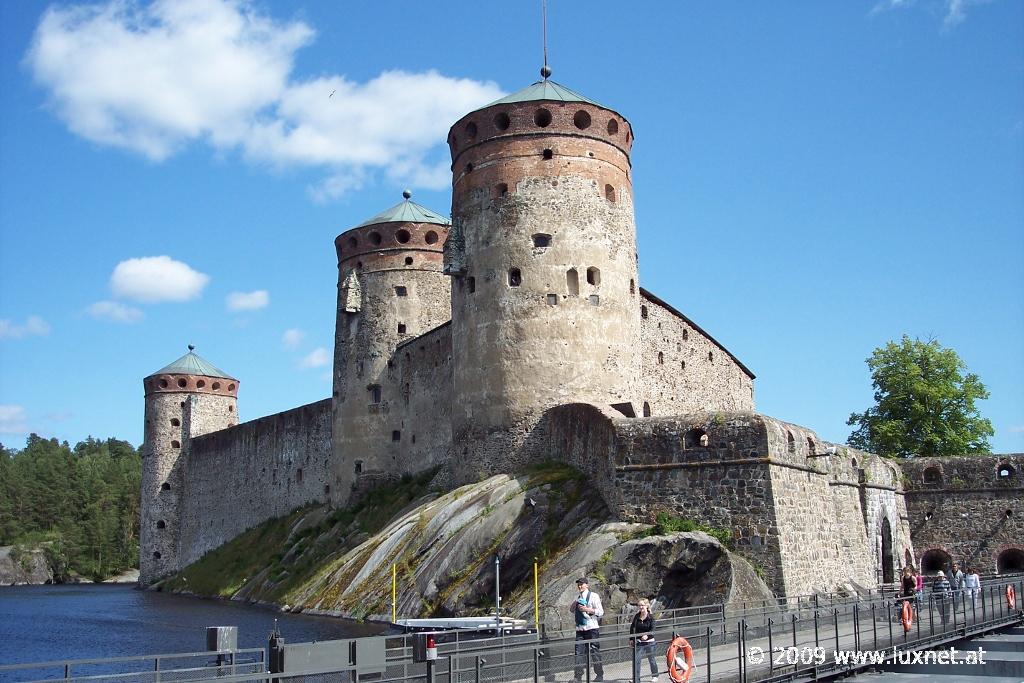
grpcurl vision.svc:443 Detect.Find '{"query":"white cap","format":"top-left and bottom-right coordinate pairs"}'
top-left (936, 570), bottom-right (946, 577)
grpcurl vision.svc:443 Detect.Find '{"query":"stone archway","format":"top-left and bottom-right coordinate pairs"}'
top-left (920, 548), bottom-right (952, 575)
top-left (997, 548), bottom-right (1024, 574)
top-left (880, 518), bottom-right (895, 583)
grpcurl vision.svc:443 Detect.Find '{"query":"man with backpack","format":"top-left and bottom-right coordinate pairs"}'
top-left (570, 578), bottom-right (604, 682)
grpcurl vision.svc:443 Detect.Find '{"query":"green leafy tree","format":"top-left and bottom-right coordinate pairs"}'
top-left (847, 336), bottom-right (993, 457)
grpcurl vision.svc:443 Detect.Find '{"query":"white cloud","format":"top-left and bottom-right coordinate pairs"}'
top-left (110, 256), bottom-right (210, 303)
top-left (87, 300), bottom-right (144, 323)
top-left (0, 405), bottom-right (29, 435)
top-left (1008, 426), bottom-right (1024, 434)
top-left (282, 328), bottom-right (305, 349)
top-left (870, 0), bottom-right (988, 26)
top-left (26, 0), bottom-right (504, 199)
top-left (0, 315), bottom-right (51, 339)
top-left (299, 347), bottom-right (330, 368)
top-left (226, 290), bottom-right (269, 311)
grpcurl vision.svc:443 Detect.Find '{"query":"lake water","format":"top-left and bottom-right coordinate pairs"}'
top-left (0, 584), bottom-right (386, 668)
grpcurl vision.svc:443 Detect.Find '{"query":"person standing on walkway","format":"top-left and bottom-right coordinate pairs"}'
top-left (933, 570), bottom-right (952, 626)
top-left (629, 598), bottom-right (659, 683)
top-left (571, 578), bottom-right (604, 682)
top-left (965, 567), bottom-right (981, 606)
top-left (950, 562), bottom-right (966, 595)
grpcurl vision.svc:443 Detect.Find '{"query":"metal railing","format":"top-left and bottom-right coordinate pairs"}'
top-left (4, 574), bottom-right (1021, 683)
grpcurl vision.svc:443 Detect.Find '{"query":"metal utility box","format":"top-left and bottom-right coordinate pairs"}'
top-left (280, 636), bottom-right (387, 675)
top-left (206, 626), bottom-right (238, 652)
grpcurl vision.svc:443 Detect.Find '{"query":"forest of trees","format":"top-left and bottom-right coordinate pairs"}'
top-left (0, 435), bottom-right (141, 581)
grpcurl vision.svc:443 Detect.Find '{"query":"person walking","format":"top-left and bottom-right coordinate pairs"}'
top-left (570, 578), bottom-right (604, 682)
top-left (629, 598), bottom-right (659, 683)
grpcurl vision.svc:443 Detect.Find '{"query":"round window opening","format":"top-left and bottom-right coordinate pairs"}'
top-left (347, 236), bottom-right (357, 249)
top-left (176, 378), bottom-right (187, 388)
top-left (212, 382), bottom-right (221, 390)
top-left (466, 121), bottom-right (478, 139)
top-left (607, 119), bottom-right (619, 135)
top-left (196, 380), bottom-right (205, 388)
top-left (424, 231), bottom-right (439, 245)
top-left (573, 110), bottom-right (592, 129)
top-left (369, 232), bottom-right (382, 246)
top-left (534, 108), bottom-right (552, 127)
top-left (159, 379), bottom-right (168, 388)
top-left (395, 229), bottom-right (411, 244)
top-left (228, 383), bottom-right (236, 391)
top-left (494, 112), bottom-right (511, 130)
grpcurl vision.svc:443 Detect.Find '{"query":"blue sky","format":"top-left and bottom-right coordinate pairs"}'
top-left (1, 0), bottom-right (1021, 453)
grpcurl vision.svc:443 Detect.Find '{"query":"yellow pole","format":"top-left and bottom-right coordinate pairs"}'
top-left (534, 561), bottom-right (539, 632)
top-left (392, 563), bottom-right (397, 623)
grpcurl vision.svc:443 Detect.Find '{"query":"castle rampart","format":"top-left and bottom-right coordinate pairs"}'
top-left (177, 398), bottom-right (332, 568)
top-left (545, 403), bottom-right (912, 595)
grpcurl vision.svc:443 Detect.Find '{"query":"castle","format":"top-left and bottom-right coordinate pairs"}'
top-left (139, 73), bottom-right (1022, 595)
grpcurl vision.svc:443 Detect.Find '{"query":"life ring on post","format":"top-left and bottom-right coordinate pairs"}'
top-left (667, 636), bottom-right (694, 683)
top-left (1007, 585), bottom-right (1017, 610)
top-left (900, 600), bottom-right (914, 633)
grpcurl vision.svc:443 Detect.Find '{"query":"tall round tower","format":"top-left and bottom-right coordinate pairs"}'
top-left (331, 192), bottom-right (451, 503)
top-left (140, 346), bottom-right (238, 585)
top-left (446, 74), bottom-right (642, 478)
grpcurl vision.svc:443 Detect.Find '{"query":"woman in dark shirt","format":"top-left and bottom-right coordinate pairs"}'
top-left (629, 598), bottom-right (659, 682)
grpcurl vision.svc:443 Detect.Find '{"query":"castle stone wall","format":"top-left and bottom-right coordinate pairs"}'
top-left (901, 454), bottom-right (1024, 574)
top-left (545, 404), bottom-right (904, 595)
top-left (176, 398), bottom-right (331, 568)
top-left (638, 290), bottom-right (754, 417)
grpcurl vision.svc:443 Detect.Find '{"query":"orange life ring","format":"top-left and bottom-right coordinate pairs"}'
top-left (1008, 585), bottom-right (1017, 610)
top-left (666, 636), bottom-right (694, 683)
top-left (900, 600), bottom-right (914, 633)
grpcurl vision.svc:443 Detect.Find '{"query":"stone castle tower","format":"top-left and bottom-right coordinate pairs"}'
top-left (330, 194), bottom-right (451, 500)
top-left (444, 75), bottom-right (642, 478)
top-left (139, 347), bottom-right (238, 584)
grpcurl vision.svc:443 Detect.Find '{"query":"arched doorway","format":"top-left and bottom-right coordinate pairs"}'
top-left (880, 518), bottom-right (895, 583)
top-left (997, 548), bottom-right (1024, 574)
top-left (920, 548), bottom-right (952, 575)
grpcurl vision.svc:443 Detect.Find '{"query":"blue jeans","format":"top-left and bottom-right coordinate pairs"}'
top-left (633, 640), bottom-right (658, 678)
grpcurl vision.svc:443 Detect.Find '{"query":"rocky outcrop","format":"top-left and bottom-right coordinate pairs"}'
top-left (0, 546), bottom-right (54, 585)
top-left (182, 467), bottom-right (775, 630)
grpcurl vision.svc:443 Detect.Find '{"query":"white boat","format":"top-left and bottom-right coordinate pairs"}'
top-left (393, 616), bottom-right (532, 633)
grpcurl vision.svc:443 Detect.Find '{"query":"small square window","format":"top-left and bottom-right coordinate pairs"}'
top-left (395, 286), bottom-right (408, 296)
top-left (398, 324), bottom-right (407, 334)
top-left (392, 430), bottom-right (401, 442)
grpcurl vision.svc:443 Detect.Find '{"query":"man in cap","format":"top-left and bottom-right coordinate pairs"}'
top-left (570, 577), bottom-right (604, 682)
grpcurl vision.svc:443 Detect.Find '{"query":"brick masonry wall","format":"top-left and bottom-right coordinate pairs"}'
top-left (638, 290), bottom-right (755, 416)
top-left (901, 454), bottom-right (1024, 574)
top-left (176, 399), bottom-right (331, 568)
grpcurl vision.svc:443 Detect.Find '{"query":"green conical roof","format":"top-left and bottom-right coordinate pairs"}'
top-left (477, 79), bottom-right (604, 111)
top-left (354, 191), bottom-right (449, 228)
top-left (151, 346), bottom-right (235, 380)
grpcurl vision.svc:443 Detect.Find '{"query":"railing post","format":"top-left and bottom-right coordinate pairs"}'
top-left (706, 626), bottom-right (713, 683)
top-left (871, 603), bottom-right (878, 651)
top-left (533, 646), bottom-right (539, 683)
top-left (767, 618), bottom-right (775, 674)
top-left (737, 620), bottom-right (746, 683)
top-left (631, 632), bottom-right (638, 683)
top-left (475, 655), bottom-right (482, 683)
top-left (833, 608), bottom-right (840, 661)
top-left (791, 613), bottom-right (799, 675)
top-left (929, 593), bottom-right (934, 636)
top-left (585, 639), bottom-right (591, 683)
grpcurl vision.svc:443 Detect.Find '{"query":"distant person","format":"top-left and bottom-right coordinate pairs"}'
top-left (915, 567), bottom-right (924, 604)
top-left (901, 566), bottom-right (917, 604)
top-left (965, 567), bottom-right (981, 606)
top-left (570, 578), bottom-right (604, 682)
top-left (629, 598), bottom-right (659, 683)
top-left (950, 562), bottom-right (965, 595)
top-left (932, 570), bottom-right (952, 626)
